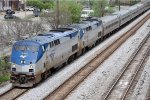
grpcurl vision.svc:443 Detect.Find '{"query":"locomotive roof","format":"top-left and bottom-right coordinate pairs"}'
top-left (16, 18), bottom-right (102, 46)
top-left (14, 40), bottom-right (41, 46)
top-left (26, 28), bottom-right (78, 45)
top-left (69, 19), bottom-right (101, 29)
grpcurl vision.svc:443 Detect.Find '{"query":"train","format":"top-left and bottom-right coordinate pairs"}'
top-left (10, 1), bottom-right (150, 87)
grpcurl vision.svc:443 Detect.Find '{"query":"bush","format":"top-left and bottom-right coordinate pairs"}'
top-left (26, 0), bottom-right (54, 10)
top-left (0, 74), bottom-right (10, 83)
top-left (106, 6), bottom-right (115, 14)
top-left (0, 58), bottom-right (10, 83)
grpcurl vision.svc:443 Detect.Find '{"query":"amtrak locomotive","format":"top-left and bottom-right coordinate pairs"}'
top-left (10, 1), bottom-right (150, 87)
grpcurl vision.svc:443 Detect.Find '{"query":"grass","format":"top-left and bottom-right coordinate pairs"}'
top-left (0, 73), bottom-right (10, 83)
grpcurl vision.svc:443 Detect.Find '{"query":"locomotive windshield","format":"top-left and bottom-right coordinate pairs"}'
top-left (14, 45), bottom-right (38, 52)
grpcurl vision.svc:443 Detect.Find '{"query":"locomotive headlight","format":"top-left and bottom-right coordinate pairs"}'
top-left (12, 64), bottom-right (16, 67)
top-left (30, 65), bottom-right (33, 68)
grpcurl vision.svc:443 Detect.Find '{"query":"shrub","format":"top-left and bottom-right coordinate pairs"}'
top-left (0, 58), bottom-right (10, 83)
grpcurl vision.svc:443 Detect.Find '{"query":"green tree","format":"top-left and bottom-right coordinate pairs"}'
top-left (58, 0), bottom-right (82, 23)
top-left (92, 0), bottom-right (108, 17)
top-left (68, 1), bottom-right (82, 23)
top-left (42, 0), bottom-right (55, 9)
top-left (26, 0), bottom-right (54, 10)
top-left (0, 57), bottom-right (10, 83)
top-left (41, 0), bottom-right (81, 28)
top-left (51, 0), bottom-right (82, 26)
top-left (130, 0), bottom-right (140, 5)
top-left (80, 0), bottom-right (92, 8)
top-left (0, 57), bottom-right (10, 71)
top-left (0, 58), bottom-right (10, 76)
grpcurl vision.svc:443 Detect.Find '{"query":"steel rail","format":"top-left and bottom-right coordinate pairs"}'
top-left (103, 33), bottom-right (150, 100)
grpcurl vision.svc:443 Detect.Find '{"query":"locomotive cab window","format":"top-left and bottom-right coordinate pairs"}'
top-left (14, 45), bottom-right (26, 51)
top-left (14, 45), bottom-right (38, 52)
top-left (42, 46), bottom-right (45, 51)
top-left (26, 46), bottom-right (38, 52)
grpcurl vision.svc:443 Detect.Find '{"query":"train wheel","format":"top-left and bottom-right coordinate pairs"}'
top-left (41, 70), bottom-right (50, 80)
top-left (41, 73), bottom-right (44, 80)
top-left (92, 43), bottom-right (96, 48)
top-left (77, 50), bottom-right (82, 57)
top-left (82, 48), bottom-right (85, 54)
top-left (62, 62), bottom-right (67, 67)
top-left (67, 55), bottom-right (75, 64)
top-left (35, 74), bottom-right (42, 84)
top-left (96, 40), bottom-right (99, 45)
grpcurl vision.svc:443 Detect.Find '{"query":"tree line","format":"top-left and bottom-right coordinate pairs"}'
top-left (26, 0), bottom-right (119, 28)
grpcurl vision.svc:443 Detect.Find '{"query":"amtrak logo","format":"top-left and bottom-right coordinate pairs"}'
top-left (20, 52), bottom-right (28, 58)
top-left (49, 50), bottom-right (55, 60)
top-left (50, 53), bottom-right (55, 60)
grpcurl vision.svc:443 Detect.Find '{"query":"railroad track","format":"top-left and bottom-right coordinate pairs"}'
top-left (146, 83), bottom-right (150, 100)
top-left (103, 32), bottom-right (150, 100)
top-left (0, 88), bottom-right (28, 100)
top-left (44, 11), bottom-right (150, 100)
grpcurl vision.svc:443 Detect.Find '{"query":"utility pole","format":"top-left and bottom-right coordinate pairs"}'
top-left (119, 0), bottom-right (120, 11)
top-left (100, 1), bottom-right (103, 17)
top-left (24, 0), bottom-right (26, 17)
top-left (88, 0), bottom-right (90, 8)
top-left (56, 0), bottom-right (59, 29)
